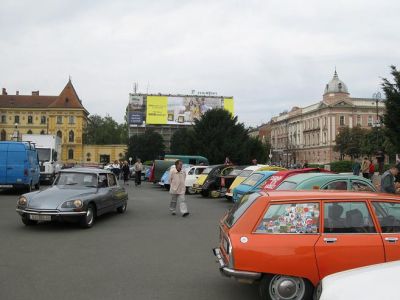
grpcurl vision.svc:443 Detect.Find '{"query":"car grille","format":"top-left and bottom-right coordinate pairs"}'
top-left (25, 209), bottom-right (59, 214)
top-left (40, 165), bottom-right (45, 172)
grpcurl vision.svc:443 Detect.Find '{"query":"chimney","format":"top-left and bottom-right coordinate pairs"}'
top-left (16, 91), bottom-right (19, 95)
top-left (32, 90), bottom-right (39, 96)
top-left (2, 88), bottom-right (7, 95)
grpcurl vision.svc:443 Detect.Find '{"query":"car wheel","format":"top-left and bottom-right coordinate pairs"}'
top-left (187, 187), bottom-right (196, 195)
top-left (201, 190), bottom-right (209, 197)
top-left (21, 215), bottom-right (38, 226)
top-left (117, 201), bottom-right (127, 213)
top-left (260, 274), bottom-right (313, 300)
top-left (210, 190), bottom-right (220, 198)
top-left (80, 204), bottom-right (95, 228)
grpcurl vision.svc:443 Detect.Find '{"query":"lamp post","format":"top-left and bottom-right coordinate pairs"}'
top-left (373, 92), bottom-right (383, 174)
top-left (12, 123), bottom-right (19, 141)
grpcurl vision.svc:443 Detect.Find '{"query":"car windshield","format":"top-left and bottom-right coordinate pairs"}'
top-left (242, 173), bottom-right (264, 186)
top-left (225, 192), bottom-right (262, 228)
top-left (55, 172), bottom-right (98, 188)
top-left (276, 181), bottom-right (298, 190)
top-left (37, 148), bottom-right (51, 162)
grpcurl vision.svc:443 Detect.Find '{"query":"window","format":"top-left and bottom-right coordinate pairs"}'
top-left (14, 115), bottom-right (20, 124)
top-left (1, 129), bottom-right (6, 141)
top-left (276, 181), bottom-right (298, 190)
top-left (256, 203), bottom-right (320, 234)
top-left (1, 115), bottom-right (6, 123)
top-left (69, 130), bottom-right (74, 142)
top-left (57, 130), bottom-right (62, 138)
top-left (195, 168), bottom-right (205, 175)
top-left (108, 173), bottom-right (117, 186)
top-left (40, 130), bottom-right (45, 135)
top-left (40, 116), bottom-right (46, 124)
top-left (57, 116), bottom-right (63, 124)
top-left (368, 116), bottom-right (373, 126)
top-left (339, 116), bottom-right (345, 126)
top-left (351, 181), bottom-right (375, 192)
top-left (225, 193), bottom-right (262, 228)
top-left (69, 116), bottom-right (75, 124)
top-left (322, 180), bottom-right (348, 190)
top-left (188, 168), bottom-right (195, 175)
top-left (98, 174), bottom-right (108, 188)
top-left (27, 130), bottom-right (33, 134)
top-left (357, 115), bottom-right (361, 126)
top-left (372, 202), bottom-right (400, 233)
top-left (324, 202), bottom-right (376, 233)
top-left (27, 116), bottom-right (33, 124)
top-left (68, 149), bottom-right (74, 160)
top-left (242, 173), bottom-right (264, 186)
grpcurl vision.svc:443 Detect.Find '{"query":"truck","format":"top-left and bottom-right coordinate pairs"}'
top-left (22, 134), bottom-right (62, 183)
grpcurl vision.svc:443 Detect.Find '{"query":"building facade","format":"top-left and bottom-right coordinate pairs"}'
top-left (270, 71), bottom-right (385, 165)
top-left (0, 80), bottom-right (89, 163)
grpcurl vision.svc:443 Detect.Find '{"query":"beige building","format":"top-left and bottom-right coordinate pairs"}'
top-left (270, 71), bottom-right (385, 165)
top-left (82, 144), bottom-right (127, 165)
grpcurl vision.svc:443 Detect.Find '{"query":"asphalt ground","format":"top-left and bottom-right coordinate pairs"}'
top-left (0, 181), bottom-right (259, 300)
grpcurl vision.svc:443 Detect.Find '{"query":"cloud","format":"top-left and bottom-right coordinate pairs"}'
top-left (0, 0), bottom-right (399, 127)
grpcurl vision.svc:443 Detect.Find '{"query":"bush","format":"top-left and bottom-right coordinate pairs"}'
top-left (307, 164), bottom-right (325, 169)
top-left (328, 161), bottom-right (353, 173)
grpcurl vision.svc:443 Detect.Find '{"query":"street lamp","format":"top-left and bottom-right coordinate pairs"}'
top-left (12, 123), bottom-right (19, 141)
top-left (373, 92), bottom-right (384, 174)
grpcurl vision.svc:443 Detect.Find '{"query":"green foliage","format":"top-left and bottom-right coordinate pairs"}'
top-left (83, 114), bottom-right (128, 145)
top-left (382, 65), bottom-right (400, 153)
top-left (170, 109), bottom-right (267, 164)
top-left (334, 126), bottom-right (368, 159)
top-left (127, 130), bottom-right (165, 162)
top-left (307, 164), bottom-right (325, 169)
top-left (328, 160), bottom-right (353, 173)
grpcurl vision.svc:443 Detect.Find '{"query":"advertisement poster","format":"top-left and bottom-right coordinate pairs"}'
top-left (146, 96), bottom-right (168, 124)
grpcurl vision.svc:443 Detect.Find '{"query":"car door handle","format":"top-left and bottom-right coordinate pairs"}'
top-left (323, 238), bottom-right (337, 244)
top-left (385, 237), bottom-right (399, 243)
top-left (7, 167), bottom-right (12, 170)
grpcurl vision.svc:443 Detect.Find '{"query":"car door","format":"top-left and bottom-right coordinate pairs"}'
top-left (107, 173), bottom-right (125, 208)
top-left (315, 201), bottom-right (385, 279)
top-left (96, 173), bottom-right (114, 212)
top-left (0, 143), bottom-right (7, 184)
top-left (371, 201), bottom-right (400, 262)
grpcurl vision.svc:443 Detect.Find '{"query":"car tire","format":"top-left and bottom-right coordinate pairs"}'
top-left (117, 201), bottom-right (127, 213)
top-left (201, 190), bottom-right (209, 197)
top-left (210, 190), bottom-right (220, 198)
top-left (80, 204), bottom-right (95, 228)
top-left (187, 187), bottom-right (196, 195)
top-left (21, 215), bottom-right (38, 226)
top-left (259, 274), bottom-right (313, 300)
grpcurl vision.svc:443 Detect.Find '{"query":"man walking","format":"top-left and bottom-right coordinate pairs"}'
top-left (134, 158), bottom-right (143, 186)
top-left (381, 165), bottom-right (399, 194)
top-left (169, 160), bottom-right (189, 217)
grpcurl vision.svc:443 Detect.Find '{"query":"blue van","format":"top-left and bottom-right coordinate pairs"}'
top-left (0, 141), bottom-right (40, 191)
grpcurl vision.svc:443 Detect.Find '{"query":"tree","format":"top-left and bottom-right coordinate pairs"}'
top-left (382, 65), bottom-right (400, 153)
top-left (83, 114), bottom-right (128, 145)
top-left (127, 130), bottom-right (165, 162)
top-left (334, 126), bottom-right (368, 159)
top-left (170, 108), bottom-right (267, 164)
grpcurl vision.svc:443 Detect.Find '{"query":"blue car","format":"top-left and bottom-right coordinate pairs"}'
top-left (232, 171), bottom-right (277, 203)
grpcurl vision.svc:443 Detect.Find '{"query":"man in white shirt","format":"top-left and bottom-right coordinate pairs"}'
top-left (169, 160), bottom-right (189, 217)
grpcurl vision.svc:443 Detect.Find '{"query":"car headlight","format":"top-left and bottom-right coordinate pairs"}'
top-left (18, 196), bottom-right (27, 207)
top-left (61, 199), bottom-right (83, 208)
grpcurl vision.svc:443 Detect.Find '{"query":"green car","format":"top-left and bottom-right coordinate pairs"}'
top-left (275, 173), bottom-right (377, 192)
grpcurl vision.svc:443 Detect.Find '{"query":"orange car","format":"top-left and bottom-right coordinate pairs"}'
top-left (213, 190), bottom-right (400, 300)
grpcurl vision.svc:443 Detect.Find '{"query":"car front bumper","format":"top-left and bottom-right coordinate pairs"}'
top-left (16, 208), bottom-right (86, 221)
top-left (212, 248), bottom-right (262, 281)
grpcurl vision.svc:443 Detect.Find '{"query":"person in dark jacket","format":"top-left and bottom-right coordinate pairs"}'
top-left (381, 165), bottom-right (399, 194)
top-left (122, 161), bottom-right (130, 185)
top-left (352, 159), bottom-right (361, 176)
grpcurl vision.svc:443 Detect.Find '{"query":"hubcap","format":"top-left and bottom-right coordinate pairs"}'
top-left (86, 208), bottom-right (94, 225)
top-left (269, 275), bottom-right (305, 300)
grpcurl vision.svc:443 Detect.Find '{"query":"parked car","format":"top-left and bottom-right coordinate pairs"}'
top-left (0, 141), bottom-right (40, 192)
top-left (159, 164), bottom-right (191, 190)
top-left (232, 171), bottom-right (277, 202)
top-left (164, 155), bottom-right (209, 165)
top-left (192, 165), bottom-right (224, 195)
top-left (186, 165), bottom-right (208, 194)
top-left (275, 173), bottom-right (376, 192)
top-left (315, 261), bottom-right (400, 300)
top-left (152, 160), bottom-right (176, 183)
top-left (194, 165), bottom-right (235, 197)
top-left (261, 168), bottom-right (334, 191)
top-left (214, 166), bottom-right (247, 198)
top-left (16, 168), bottom-right (128, 228)
top-left (213, 190), bottom-right (400, 300)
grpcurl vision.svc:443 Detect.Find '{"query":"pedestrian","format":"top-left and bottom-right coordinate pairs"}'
top-left (111, 160), bottom-right (120, 179)
top-left (224, 157), bottom-right (231, 165)
top-left (252, 158), bottom-right (258, 165)
top-left (122, 161), bottom-right (130, 185)
top-left (134, 158), bottom-right (143, 186)
top-left (369, 159), bottom-right (375, 180)
top-left (352, 159), bottom-right (361, 176)
top-left (380, 165), bottom-right (399, 194)
top-left (361, 157), bottom-right (370, 179)
top-left (169, 160), bottom-right (189, 217)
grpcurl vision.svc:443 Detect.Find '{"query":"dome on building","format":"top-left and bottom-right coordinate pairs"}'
top-left (324, 70), bottom-right (349, 95)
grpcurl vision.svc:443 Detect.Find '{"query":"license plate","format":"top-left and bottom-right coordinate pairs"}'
top-left (29, 214), bottom-right (51, 221)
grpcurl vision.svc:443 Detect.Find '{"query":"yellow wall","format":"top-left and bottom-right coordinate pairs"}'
top-left (82, 145), bottom-right (127, 164)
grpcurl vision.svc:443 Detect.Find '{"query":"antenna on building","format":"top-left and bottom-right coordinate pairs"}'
top-left (133, 82), bottom-right (138, 94)
top-left (146, 82), bottom-right (150, 94)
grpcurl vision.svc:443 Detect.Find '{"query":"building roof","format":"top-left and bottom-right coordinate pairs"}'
top-left (0, 80), bottom-right (86, 110)
top-left (324, 70), bottom-right (349, 95)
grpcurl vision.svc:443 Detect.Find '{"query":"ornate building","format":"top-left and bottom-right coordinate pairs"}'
top-left (270, 71), bottom-right (385, 165)
top-left (0, 80), bottom-right (89, 163)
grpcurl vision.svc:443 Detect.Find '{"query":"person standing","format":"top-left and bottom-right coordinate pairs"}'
top-left (361, 157), bottom-right (370, 179)
top-left (381, 165), bottom-right (399, 194)
top-left (369, 159), bottom-right (375, 180)
top-left (169, 160), bottom-right (189, 217)
top-left (111, 160), bottom-right (121, 179)
top-left (352, 159), bottom-right (361, 176)
top-left (134, 158), bottom-right (143, 186)
top-left (121, 161), bottom-right (130, 185)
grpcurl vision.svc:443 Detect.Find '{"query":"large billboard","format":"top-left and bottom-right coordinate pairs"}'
top-left (128, 94), bottom-right (234, 125)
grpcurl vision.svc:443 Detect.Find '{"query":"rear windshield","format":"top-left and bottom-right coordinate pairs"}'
top-left (238, 170), bottom-right (253, 178)
top-left (276, 181), bottom-right (298, 190)
top-left (242, 173), bottom-right (264, 186)
top-left (229, 169), bottom-right (243, 176)
top-left (225, 192), bottom-right (263, 228)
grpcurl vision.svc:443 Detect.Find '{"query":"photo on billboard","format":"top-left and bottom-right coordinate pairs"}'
top-left (128, 95), bottom-right (146, 125)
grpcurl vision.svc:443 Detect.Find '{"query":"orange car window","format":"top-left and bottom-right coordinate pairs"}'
top-left (255, 203), bottom-right (320, 234)
top-left (324, 202), bottom-right (376, 233)
top-left (372, 202), bottom-right (400, 233)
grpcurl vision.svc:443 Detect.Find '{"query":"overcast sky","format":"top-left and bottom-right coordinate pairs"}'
top-left (1, 0), bottom-right (399, 127)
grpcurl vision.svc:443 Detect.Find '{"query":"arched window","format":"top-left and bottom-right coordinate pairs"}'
top-left (69, 130), bottom-right (74, 142)
top-left (40, 130), bottom-right (45, 135)
top-left (1, 129), bottom-right (6, 141)
top-left (57, 130), bottom-right (62, 138)
top-left (68, 149), bottom-right (74, 160)
top-left (27, 130), bottom-right (33, 134)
